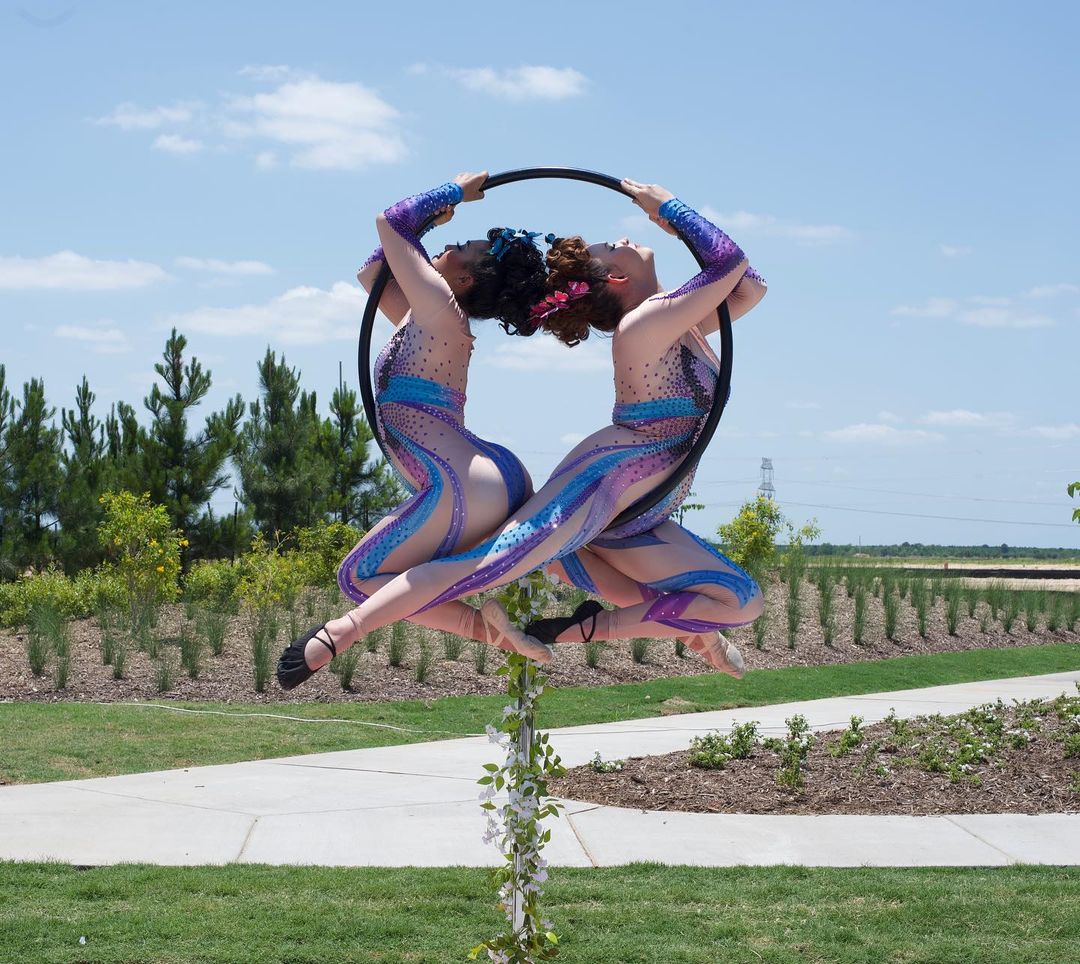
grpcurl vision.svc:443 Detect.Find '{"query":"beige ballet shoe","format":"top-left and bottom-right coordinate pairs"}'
top-left (695, 632), bottom-right (745, 679)
top-left (480, 599), bottom-right (554, 665)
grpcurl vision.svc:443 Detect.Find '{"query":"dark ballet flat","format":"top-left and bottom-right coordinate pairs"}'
top-left (276, 624), bottom-right (337, 691)
top-left (523, 599), bottom-right (605, 647)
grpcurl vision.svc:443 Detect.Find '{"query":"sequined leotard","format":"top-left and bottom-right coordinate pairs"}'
top-left (335, 201), bottom-right (766, 641)
top-left (335, 183), bottom-right (531, 640)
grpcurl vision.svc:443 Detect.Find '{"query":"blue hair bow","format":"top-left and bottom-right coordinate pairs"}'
top-left (489, 228), bottom-right (549, 260)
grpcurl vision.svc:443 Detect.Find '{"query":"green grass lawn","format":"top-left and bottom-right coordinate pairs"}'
top-left (2, 643), bottom-right (1078, 785)
top-left (1, 863), bottom-right (1077, 963)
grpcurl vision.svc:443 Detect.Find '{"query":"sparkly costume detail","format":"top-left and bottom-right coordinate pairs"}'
top-left (652, 198), bottom-right (746, 301)
top-left (336, 183), bottom-right (528, 617)
top-left (349, 202), bottom-right (764, 636)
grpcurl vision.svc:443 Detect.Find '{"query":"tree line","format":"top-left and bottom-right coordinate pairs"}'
top-left (0, 328), bottom-right (404, 579)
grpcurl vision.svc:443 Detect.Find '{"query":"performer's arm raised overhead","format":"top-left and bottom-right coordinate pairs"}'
top-left (616, 180), bottom-right (757, 351)
top-left (375, 173), bottom-right (485, 328)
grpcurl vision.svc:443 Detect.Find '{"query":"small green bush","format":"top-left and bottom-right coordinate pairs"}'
top-left (590, 751), bottom-right (624, 773)
top-left (388, 622), bottom-right (408, 667)
top-left (182, 559), bottom-right (243, 610)
top-left (330, 647), bottom-right (360, 691)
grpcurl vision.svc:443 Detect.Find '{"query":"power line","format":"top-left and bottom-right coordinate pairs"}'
top-left (781, 478), bottom-right (1063, 507)
top-left (779, 500), bottom-right (1079, 529)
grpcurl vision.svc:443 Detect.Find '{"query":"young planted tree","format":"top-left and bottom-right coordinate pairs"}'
top-left (0, 365), bottom-right (15, 578)
top-left (234, 349), bottom-right (331, 538)
top-left (320, 382), bottom-right (401, 529)
top-left (2, 377), bottom-right (62, 571)
top-left (56, 376), bottom-right (108, 574)
top-left (139, 329), bottom-right (244, 566)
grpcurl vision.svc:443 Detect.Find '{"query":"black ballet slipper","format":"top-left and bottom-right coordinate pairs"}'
top-left (276, 624), bottom-right (337, 691)
top-left (524, 599), bottom-right (605, 647)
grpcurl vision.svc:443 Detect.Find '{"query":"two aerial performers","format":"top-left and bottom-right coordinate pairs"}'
top-left (277, 170), bottom-right (767, 689)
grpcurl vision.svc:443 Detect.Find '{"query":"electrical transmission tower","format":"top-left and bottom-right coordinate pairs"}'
top-left (758, 457), bottom-right (775, 499)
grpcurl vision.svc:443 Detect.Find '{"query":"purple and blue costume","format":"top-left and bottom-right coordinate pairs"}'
top-left (335, 183), bottom-right (533, 642)
top-left (337, 200), bottom-right (767, 643)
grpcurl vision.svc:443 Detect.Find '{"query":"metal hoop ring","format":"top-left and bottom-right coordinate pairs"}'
top-left (357, 166), bottom-right (733, 531)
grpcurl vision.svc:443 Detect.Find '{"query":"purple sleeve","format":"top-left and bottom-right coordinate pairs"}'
top-left (382, 182), bottom-right (465, 259)
top-left (653, 198), bottom-right (749, 301)
top-left (360, 246), bottom-right (385, 271)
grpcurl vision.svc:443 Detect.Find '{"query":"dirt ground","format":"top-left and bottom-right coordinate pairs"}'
top-left (2, 576), bottom-right (1077, 705)
top-left (553, 700), bottom-right (1080, 816)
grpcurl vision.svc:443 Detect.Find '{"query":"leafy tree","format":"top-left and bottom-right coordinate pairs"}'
top-left (56, 376), bottom-right (108, 573)
top-left (233, 348), bottom-right (331, 538)
top-left (716, 494), bottom-right (787, 574)
top-left (138, 329), bottom-right (243, 565)
top-left (2, 377), bottom-right (62, 570)
top-left (717, 495), bottom-right (820, 577)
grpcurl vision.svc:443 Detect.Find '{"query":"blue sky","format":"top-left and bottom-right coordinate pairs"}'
top-left (2, 1), bottom-right (1077, 548)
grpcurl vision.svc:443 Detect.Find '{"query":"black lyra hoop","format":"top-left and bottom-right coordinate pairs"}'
top-left (357, 166), bottom-right (733, 532)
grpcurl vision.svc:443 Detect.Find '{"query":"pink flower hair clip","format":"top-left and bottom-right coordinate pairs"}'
top-left (527, 280), bottom-right (590, 329)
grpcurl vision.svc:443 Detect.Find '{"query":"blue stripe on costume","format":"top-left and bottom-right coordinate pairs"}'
top-left (560, 552), bottom-right (599, 594)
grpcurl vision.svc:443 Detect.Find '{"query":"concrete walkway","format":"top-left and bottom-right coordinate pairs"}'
top-left (3, 671), bottom-right (1079, 868)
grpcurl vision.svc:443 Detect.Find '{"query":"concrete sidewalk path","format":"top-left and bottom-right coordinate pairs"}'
top-left (3, 670), bottom-right (1079, 868)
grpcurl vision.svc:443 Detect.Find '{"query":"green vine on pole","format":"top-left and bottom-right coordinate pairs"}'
top-left (470, 570), bottom-right (565, 963)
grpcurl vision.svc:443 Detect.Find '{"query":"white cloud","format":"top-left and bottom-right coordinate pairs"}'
top-left (237, 64), bottom-right (299, 82)
top-left (153, 133), bottom-right (204, 154)
top-left (223, 75), bottom-right (406, 170)
top-left (96, 70), bottom-right (406, 172)
top-left (441, 65), bottom-right (588, 101)
top-left (702, 207), bottom-right (855, 245)
top-left (877, 410), bottom-right (902, 423)
top-left (939, 244), bottom-right (972, 258)
top-left (920, 409), bottom-right (1016, 429)
top-left (560, 432), bottom-right (586, 447)
top-left (891, 294), bottom-right (1055, 328)
top-left (890, 297), bottom-right (958, 318)
top-left (0, 251), bottom-right (169, 290)
top-left (163, 281), bottom-right (386, 345)
top-left (959, 306), bottom-right (1053, 328)
top-left (823, 423), bottom-right (944, 445)
top-left (483, 335), bottom-right (609, 372)
top-left (1028, 423), bottom-right (1080, 440)
top-left (1027, 283), bottom-right (1079, 298)
top-left (93, 100), bottom-right (201, 130)
top-left (175, 256), bottom-right (274, 276)
top-left (55, 324), bottom-right (131, 354)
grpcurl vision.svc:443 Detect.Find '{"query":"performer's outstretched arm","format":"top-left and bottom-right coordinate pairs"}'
top-left (376, 180), bottom-right (465, 323)
top-left (620, 199), bottom-right (750, 350)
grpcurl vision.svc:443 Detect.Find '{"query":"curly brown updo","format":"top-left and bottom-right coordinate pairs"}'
top-left (533, 236), bottom-right (625, 347)
top-left (458, 227), bottom-right (548, 335)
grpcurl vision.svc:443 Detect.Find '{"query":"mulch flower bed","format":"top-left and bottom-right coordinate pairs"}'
top-left (1, 576), bottom-right (1077, 705)
top-left (552, 693), bottom-right (1080, 815)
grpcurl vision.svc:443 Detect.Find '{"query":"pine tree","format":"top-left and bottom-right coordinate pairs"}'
top-left (0, 365), bottom-right (16, 578)
top-left (321, 383), bottom-right (383, 527)
top-left (57, 376), bottom-right (108, 573)
top-left (3, 377), bottom-right (63, 570)
top-left (234, 348), bottom-right (330, 538)
top-left (139, 329), bottom-right (243, 563)
top-left (102, 399), bottom-right (142, 496)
